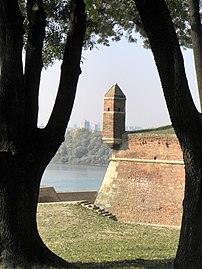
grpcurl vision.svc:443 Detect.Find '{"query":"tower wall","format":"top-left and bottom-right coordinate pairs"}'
top-left (102, 84), bottom-right (126, 148)
top-left (95, 133), bottom-right (185, 226)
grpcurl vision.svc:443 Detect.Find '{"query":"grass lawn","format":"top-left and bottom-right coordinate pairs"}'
top-left (35, 202), bottom-right (180, 269)
top-left (130, 125), bottom-right (175, 135)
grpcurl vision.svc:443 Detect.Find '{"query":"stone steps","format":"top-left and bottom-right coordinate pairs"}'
top-left (79, 200), bottom-right (117, 221)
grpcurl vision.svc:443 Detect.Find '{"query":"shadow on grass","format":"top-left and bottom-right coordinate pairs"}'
top-left (74, 258), bottom-right (174, 269)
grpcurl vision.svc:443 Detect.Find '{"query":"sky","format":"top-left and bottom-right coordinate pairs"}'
top-left (38, 38), bottom-right (200, 129)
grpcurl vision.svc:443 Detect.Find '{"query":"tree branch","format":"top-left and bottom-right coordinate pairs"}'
top-left (0, 0), bottom-right (24, 152)
top-left (45, 0), bottom-right (86, 145)
top-left (134, 0), bottom-right (200, 137)
top-left (24, 0), bottom-right (46, 133)
top-left (188, 0), bottom-right (202, 111)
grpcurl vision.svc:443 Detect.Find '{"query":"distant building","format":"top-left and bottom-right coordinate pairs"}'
top-left (126, 126), bottom-right (142, 131)
top-left (94, 123), bottom-right (101, 132)
top-left (69, 121), bottom-right (101, 131)
top-left (126, 126), bottom-right (135, 131)
top-left (38, 123), bottom-right (44, 129)
top-left (80, 120), bottom-right (90, 130)
top-left (67, 127), bottom-right (73, 131)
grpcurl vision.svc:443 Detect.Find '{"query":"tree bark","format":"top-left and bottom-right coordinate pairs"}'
top-left (188, 0), bottom-right (202, 111)
top-left (134, 0), bottom-right (202, 268)
top-left (0, 151), bottom-right (72, 268)
top-left (0, 0), bottom-right (24, 153)
top-left (0, 0), bottom-right (86, 267)
top-left (24, 0), bottom-right (46, 134)
top-left (45, 0), bottom-right (86, 142)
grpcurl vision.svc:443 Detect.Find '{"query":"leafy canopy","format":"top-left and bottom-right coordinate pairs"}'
top-left (19, 0), bottom-right (192, 65)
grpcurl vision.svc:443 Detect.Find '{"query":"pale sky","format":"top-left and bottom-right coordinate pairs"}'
top-left (38, 38), bottom-right (199, 129)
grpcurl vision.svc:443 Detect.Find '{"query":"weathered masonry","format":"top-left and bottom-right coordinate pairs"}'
top-left (95, 84), bottom-right (185, 226)
top-left (102, 83), bottom-right (126, 148)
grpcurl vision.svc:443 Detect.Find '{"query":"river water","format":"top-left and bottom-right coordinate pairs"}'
top-left (41, 163), bottom-right (107, 192)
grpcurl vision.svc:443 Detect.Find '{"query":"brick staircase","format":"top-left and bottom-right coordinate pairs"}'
top-left (79, 200), bottom-right (117, 221)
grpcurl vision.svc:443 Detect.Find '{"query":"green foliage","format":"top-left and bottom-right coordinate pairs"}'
top-left (52, 128), bottom-right (112, 165)
top-left (83, 0), bottom-right (101, 21)
top-left (85, 0), bottom-right (138, 48)
top-left (18, 0), bottom-right (193, 65)
top-left (97, 0), bottom-right (191, 49)
top-left (167, 0), bottom-right (191, 48)
top-left (42, 0), bottom-right (71, 65)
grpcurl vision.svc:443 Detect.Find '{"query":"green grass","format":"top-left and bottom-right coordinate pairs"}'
top-left (129, 125), bottom-right (175, 135)
top-left (0, 203), bottom-right (179, 268)
top-left (35, 203), bottom-right (180, 269)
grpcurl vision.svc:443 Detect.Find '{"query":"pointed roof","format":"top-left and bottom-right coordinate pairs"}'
top-left (104, 83), bottom-right (126, 98)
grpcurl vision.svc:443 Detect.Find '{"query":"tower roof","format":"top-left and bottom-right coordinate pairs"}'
top-left (105, 84), bottom-right (126, 98)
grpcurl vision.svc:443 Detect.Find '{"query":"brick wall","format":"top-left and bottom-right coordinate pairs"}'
top-left (39, 186), bottom-right (98, 204)
top-left (115, 133), bottom-right (183, 160)
top-left (102, 89), bottom-right (125, 148)
top-left (95, 133), bottom-right (185, 226)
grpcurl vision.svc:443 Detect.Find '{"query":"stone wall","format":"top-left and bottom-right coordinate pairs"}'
top-left (95, 133), bottom-right (185, 226)
top-left (38, 186), bottom-right (97, 204)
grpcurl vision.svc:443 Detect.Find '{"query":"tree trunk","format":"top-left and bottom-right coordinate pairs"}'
top-left (174, 143), bottom-right (202, 268)
top-left (0, 152), bottom-right (72, 268)
top-left (188, 0), bottom-right (202, 111)
top-left (0, 0), bottom-right (86, 267)
top-left (133, 0), bottom-right (202, 268)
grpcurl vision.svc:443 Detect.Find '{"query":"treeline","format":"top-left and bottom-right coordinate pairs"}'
top-left (52, 128), bottom-right (112, 165)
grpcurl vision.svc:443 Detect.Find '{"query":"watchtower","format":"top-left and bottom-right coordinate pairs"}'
top-left (102, 84), bottom-right (126, 148)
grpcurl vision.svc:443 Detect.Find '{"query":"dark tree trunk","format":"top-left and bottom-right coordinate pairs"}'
top-left (0, 0), bottom-right (86, 268)
top-left (134, 0), bottom-right (202, 268)
top-left (188, 0), bottom-right (202, 111)
top-left (0, 151), bottom-right (72, 268)
top-left (0, 0), bottom-right (24, 153)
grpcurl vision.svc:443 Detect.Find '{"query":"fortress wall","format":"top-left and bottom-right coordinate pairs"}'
top-left (38, 187), bottom-right (98, 203)
top-left (95, 133), bottom-right (185, 226)
top-left (115, 133), bottom-right (183, 161)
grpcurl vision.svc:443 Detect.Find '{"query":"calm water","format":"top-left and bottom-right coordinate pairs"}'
top-left (41, 163), bottom-right (107, 192)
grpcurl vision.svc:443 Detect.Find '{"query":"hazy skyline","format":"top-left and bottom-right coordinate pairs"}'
top-left (38, 38), bottom-right (199, 129)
